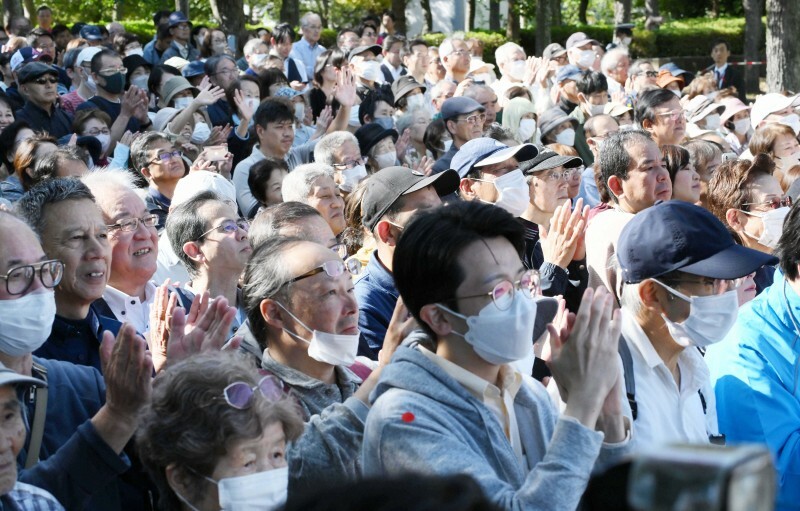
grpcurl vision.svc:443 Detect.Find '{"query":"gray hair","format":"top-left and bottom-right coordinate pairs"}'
top-left (628, 59), bottom-right (653, 79)
top-left (243, 37), bottom-right (266, 57)
top-left (165, 191), bottom-right (221, 278)
top-left (300, 12), bottom-right (321, 27)
top-left (242, 235), bottom-right (303, 349)
top-left (619, 281), bottom-right (644, 316)
top-left (249, 201), bottom-right (322, 249)
top-left (395, 109), bottom-right (418, 136)
top-left (281, 163), bottom-right (334, 203)
top-left (81, 167), bottom-right (143, 216)
top-left (129, 131), bottom-right (171, 173)
top-left (600, 47), bottom-right (629, 75)
top-left (438, 35), bottom-right (465, 60)
top-left (598, 129), bottom-right (653, 204)
top-left (313, 131), bottom-right (359, 166)
top-left (15, 177), bottom-right (95, 236)
top-left (494, 42), bottom-right (524, 67)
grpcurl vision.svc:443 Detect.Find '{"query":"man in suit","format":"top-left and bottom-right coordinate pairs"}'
top-left (707, 39), bottom-right (746, 102)
top-left (380, 35), bottom-right (407, 84)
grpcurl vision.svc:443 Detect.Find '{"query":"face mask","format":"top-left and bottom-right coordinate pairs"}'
top-left (508, 59), bottom-right (526, 81)
top-left (406, 94), bottom-right (425, 111)
top-left (780, 113), bottom-right (800, 136)
top-left (578, 49), bottom-right (596, 69)
top-left (733, 118), bottom-right (750, 135)
top-left (588, 102), bottom-right (606, 116)
top-left (555, 127), bottom-right (576, 146)
top-left (0, 289), bottom-right (56, 356)
top-left (245, 97), bottom-right (260, 111)
top-left (173, 96), bottom-right (192, 110)
top-left (250, 53), bottom-right (268, 67)
top-left (491, 169), bottom-right (529, 217)
top-left (654, 280), bottom-right (739, 348)
top-left (125, 48), bottom-right (144, 57)
top-left (340, 164), bottom-right (367, 192)
top-left (703, 113), bottom-right (721, 130)
top-left (621, 37), bottom-right (632, 47)
top-left (374, 116), bottom-right (395, 130)
top-left (442, 139), bottom-right (453, 152)
top-left (277, 303), bottom-right (359, 367)
top-left (518, 118), bottom-right (536, 141)
top-left (130, 74), bottom-right (149, 91)
top-left (618, 123), bottom-right (635, 131)
top-left (706, 90), bottom-right (720, 101)
top-left (743, 206), bottom-right (789, 249)
top-left (294, 102), bottom-right (305, 121)
top-left (100, 72), bottom-right (125, 94)
top-left (95, 133), bottom-right (111, 154)
top-left (83, 71), bottom-right (97, 94)
top-left (191, 122), bottom-right (211, 144)
top-left (185, 466), bottom-right (288, 511)
top-left (373, 151), bottom-right (397, 169)
top-left (437, 292), bottom-right (537, 365)
top-left (358, 60), bottom-right (382, 82)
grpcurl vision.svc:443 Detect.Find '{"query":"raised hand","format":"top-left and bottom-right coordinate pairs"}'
top-left (193, 82), bottom-right (226, 107)
top-left (334, 66), bottom-right (358, 107)
top-left (164, 293), bottom-right (238, 368)
top-left (395, 128), bottom-right (411, 160)
top-left (205, 123), bottom-right (232, 146)
top-left (234, 89), bottom-right (256, 122)
top-left (147, 279), bottom-right (177, 373)
top-left (100, 323), bottom-right (153, 421)
top-left (413, 155), bottom-right (435, 176)
top-left (540, 198), bottom-right (589, 269)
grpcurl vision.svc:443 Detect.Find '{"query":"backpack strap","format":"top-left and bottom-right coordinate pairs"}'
top-left (25, 362), bottom-right (48, 469)
top-left (618, 334), bottom-right (637, 420)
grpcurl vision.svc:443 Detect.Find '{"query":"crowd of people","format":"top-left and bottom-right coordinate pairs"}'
top-left (0, 5), bottom-right (797, 510)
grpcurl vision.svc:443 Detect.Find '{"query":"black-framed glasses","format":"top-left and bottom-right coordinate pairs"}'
top-left (33, 77), bottom-right (58, 85)
top-left (332, 157), bottom-right (366, 171)
top-left (223, 375), bottom-right (284, 409)
top-left (197, 218), bottom-right (249, 240)
top-left (452, 269), bottom-right (540, 311)
top-left (641, 70), bottom-right (658, 78)
top-left (148, 150), bottom-right (182, 165)
top-left (106, 214), bottom-right (159, 233)
top-left (741, 196), bottom-right (792, 211)
top-left (0, 259), bottom-right (63, 296)
top-left (288, 259), bottom-right (360, 284)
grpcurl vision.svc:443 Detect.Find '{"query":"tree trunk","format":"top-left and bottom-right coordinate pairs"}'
top-left (743, 0), bottom-right (764, 97)
top-left (420, 0), bottom-right (433, 33)
top-left (392, 0), bottom-right (407, 34)
top-left (112, 0), bottom-right (122, 21)
top-left (766, 0), bottom-right (800, 92)
top-left (489, 0), bottom-right (500, 31)
top-left (578, 0), bottom-right (589, 24)
top-left (175, 0), bottom-right (189, 16)
top-left (711, 0), bottom-right (720, 17)
top-left (551, 0), bottom-right (561, 26)
top-left (21, 0), bottom-right (31, 20)
top-left (536, 0), bottom-right (552, 55)
top-left (467, 0), bottom-right (476, 30)
top-left (506, 0), bottom-right (519, 39)
top-left (614, 0), bottom-right (631, 23)
top-left (3, 0), bottom-right (22, 23)
top-left (279, 0), bottom-right (299, 26)
top-left (645, 0), bottom-right (661, 30)
top-left (210, 0), bottom-right (247, 55)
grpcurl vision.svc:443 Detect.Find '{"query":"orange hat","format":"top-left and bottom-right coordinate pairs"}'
top-left (656, 69), bottom-right (685, 89)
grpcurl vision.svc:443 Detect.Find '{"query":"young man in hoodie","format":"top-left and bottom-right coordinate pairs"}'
top-left (363, 200), bottom-right (630, 510)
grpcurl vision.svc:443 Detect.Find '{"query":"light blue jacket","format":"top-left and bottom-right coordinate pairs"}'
top-left (706, 272), bottom-right (800, 511)
top-left (362, 346), bottom-right (630, 511)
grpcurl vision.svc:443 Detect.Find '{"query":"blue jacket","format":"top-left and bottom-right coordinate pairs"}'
top-left (354, 251), bottom-right (397, 359)
top-left (35, 305), bottom-right (122, 372)
top-left (705, 273), bottom-right (800, 511)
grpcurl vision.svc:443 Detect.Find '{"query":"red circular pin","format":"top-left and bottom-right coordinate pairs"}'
top-left (401, 412), bottom-right (415, 423)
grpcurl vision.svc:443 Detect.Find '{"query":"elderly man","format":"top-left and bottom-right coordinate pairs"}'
top-left (14, 62), bottom-right (73, 138)
top-left (429, 80), bottom-right (456, 113)
top-left (159, 11), bottom-right (199, 63)
top-left (491, 42), bottom-right (552, 109)
top-left (431, 96), bottom-right (485, 174)
top-left (242, 37), bottom-right (270, 76)
top-left (463, 83), bottom-right (499, 132)
top-left (290, 12), bottom-right (326, 79)
top-left (314, 131), bottom-right (367, 193)
top-left (16, 178), bottom-right (120, 372)
top-left (706, 203), bottom-right (800, 511)
top-left (566, 31), bottom-right (600, 71)
top-left (616, 201), bottom-right (775, 449)
top-left (81, 170), bottom-right (159, 334)
top-left (282, 163), bottom-right (346, 237)
top-left (129, 132), bottom-right (186, 231)
top-left (635, 88), bottom-right (686, 148)
top-left (577, 114), bottom-right (619, 207)
top-left (627, 59), bottom-right (658, 99)
top-left (600, 47), bottom-right (629, 95)
top-left (439, 36), bottom-right (471, 84)
top-left (355, 166), bottom-right (459, 359)
top-left (585, 129), bottom-right (670, 295)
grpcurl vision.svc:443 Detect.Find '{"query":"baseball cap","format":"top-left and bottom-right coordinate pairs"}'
top-left (79, 25), bottom-right (103, 41)
top-left (684, 95), bottom-right (725, 124)
top-left (172, 171), bottom-right (237, 207)
top-left (450, 138), bottom-right (538, 178)
top-left (354, 123), bottom-right (399, 157)
top-left (543, 43), bottom-right (567, 61)
top-left (168, 11), bottom-right (191, 28)
top-left (0, 362), bottom-right (45, 389)
top-left (659, 62), bottom-right (691, 79)
top-left (750, 93), bottom-right (800, 129)
top-left (17, 62), bottom-right (58, 84)
top-left (604, 102), bottom-right (633, 117)
top-left (440, 96), bottom-right (485, 122)
top-left (347, 44), bottom-right (382, 62)
top-left (391, 76), bottom-right (426, 106)
top-left (566, 31), bottom-right (599, 50)
top-left (556, 64), bottom-right (582, 84)
top-left (76, 46), bottom-right (103, 68)
top-left (617, 201), bottom-right (778, 284)
top-left (163, 56), bottom-right (189, 70)
top-left (361, 166), bottom-right (460, 231)
top-left (10, 48), bottom-right (43, 72)
top-left (521, 149), bottom-right (582, 174)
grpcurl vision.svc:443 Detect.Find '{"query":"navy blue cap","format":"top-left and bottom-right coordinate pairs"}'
top-left (556, 64), bottom-right (583, 83)
top-left (168, 11), bottom-right (191, 27)
top-left (354, 122), bottom-right (398, 157)
top-left (617, 201), bottom-right (778, 283)
top-left (659, 62), bottom-right (690, 78)
top-left (79, 25), bottom-right (103, 41)
top-left (182, 60), bottom-right (205, 78)
top-left (451, 138), bottom-right (538, 178)
top-left (440, 96), bottom-right (485, 121)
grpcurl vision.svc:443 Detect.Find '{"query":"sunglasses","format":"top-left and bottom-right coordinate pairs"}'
top-left (32, 77), bottom-right (58, 85)
top-left (223, 375), bottom-right (284, 409)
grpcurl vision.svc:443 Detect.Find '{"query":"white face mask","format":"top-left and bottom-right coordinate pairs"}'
top-left (743, 206), bottom-right (789, 249)
top-left (653, 279), bottom-right (739, 348)
top-left (190, 122), bottom-right (211, 144)
top-left (0, 290), bottom-right (56, 356)
top-left (490, 169), bottom-right (530, 217)
top-left (278, 303), bottom-right (359, 367)
top-left (83, 70), bottom-right (97, 94)
top-left (406, 94), bottom-right (425, 111)
top-left (437, 292), bottom-right (537, 365)
top-left (95, 133), bottom-right (111, 154)
top-left (130, 74), bottom-right (149, 91)
top-left (671, 88), bottom-right (682, 98)
top-left (173, 96), bottom-right (192, 110)
top-left (250, 53), bottom-right (268, 68)
top-left (340, 164), bottom-right (367, 192)
top-left (577, 49), bottom-right (596, 69)
top-left (358, 60), bottom-right (382, 82)
top-left (555, 127), bottom-right (576, 146)
top-left (733, 118), bottom-right (750, 135)
top-left (703, 113), bottom-right (721, 130)
top-left (245, 97), bottom-right (260, 112)
top-left (508, 59), bottom-right (526, 81)
top-left (780, 113), bottom-right (800, 136)
top-left (588, 102), bottom-right (606, 117)
top-left (176, 466), bottom-right (288, 511)
top-left (442, 139), bottom-right (453, 152)
top-left (518, 118), bottom-right (536, 142)
top-left (125, 48), bottom-right (144, 57)
top-left (294, 102), bottom-right (305, 122)
top-left (373, 152), bottom-right (397, 170)
top-left (620, 37), bottom-right (632, 47)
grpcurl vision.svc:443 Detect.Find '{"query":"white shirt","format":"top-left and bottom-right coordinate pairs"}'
top-left (381, 60), bottom-right (404, 82)
top-left (713, 64), bottom-right (728, 88)
top-left (103, 281), bottom-right (158, 334)
top-left (620, 310), bottom-right (719, 449)
top-left (585, 207), bottom-right (635, 296)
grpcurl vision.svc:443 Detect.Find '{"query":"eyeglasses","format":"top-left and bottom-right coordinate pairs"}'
top-left (452, 269), bottom-right (540, 311)
top-left (303, 25), bottom-right (322, 30)
top-left (656, 109), bottom-right (686, 121)
top-left (85, 129), bottom-right (110, 136)
top-left (148, 150), bottom-right (182, 165)
top-left (448, 49), bottom-right (470, 56)
top-left (330, 242), bottom-right (348, 259)
top-left (223, 375), bottom-right (284, 409)
top-left (106, 214), bottom-right (159, 233)
top-left (653, 277), bottom-right (736, 300)
top-left (197, 218), bottom-right (249, 240)
top-left (456, 113), bottom-right (487, 125)
top-left (741, 196), bottom-right (792, 211)
top-left (214, 67), bottom-right (238, 76)
top-left (532, 167), bottom-right (581, 182)
top-left (640, 70), bottom-right (658, 78)
top-left (0, 259), bottom-right (63, 295)
top-left (33, 77), bottom-right (57, 85)
top-left (98, 66), bottom-right (127, 77)
top-left (288, 259), bottom-right (360, 284)
top-left (332, 157), bottom-right (366, 171)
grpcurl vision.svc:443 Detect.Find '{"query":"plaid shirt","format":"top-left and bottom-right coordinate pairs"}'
top-left (1, 482), bottom-right (64, 510)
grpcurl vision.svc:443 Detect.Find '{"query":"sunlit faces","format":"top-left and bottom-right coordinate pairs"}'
top-left (142, 139), bottom-right (185, 185)
top-left (305, 175), bottom-right (346, 236)
top-left (467, 158), bottom-right (519, 204)
top-left (772, 134), bottom-right (800, 158)
top-left (671, 162), bottom-right (701, 204)
top-left (734, 173), bottom-right (784, 249)
top-left (257, 119), bottom-right (295, 157)
top-left (191, 201), bottom-right (252, 275)
top-left (300, 15), bottom-right (322, 44)
top-left (21, 73), bottom-right (59, 107)
top-left (265, 168), bottom-right (288, 207)
top-left (526, 165), bottom-right (571, 213)
top-left (647, 96), bottom-right (685, 146)
top-left (0, 217), bottom-right (50, 300)
top-left (403, 43), bottom-right (429, 76)
top-left (611, 139), bottom-right (671, 213)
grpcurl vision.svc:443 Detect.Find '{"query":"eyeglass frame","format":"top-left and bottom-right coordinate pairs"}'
top-left (222, 375), bottom-right (284, 410)
top-left (287, 258), bottom-right (360, 285)
top-left (455, 112), bottom-right (487, 125)
top-left (740, 195), bottom-right (792, 212)
top-left (197, 218), bottom-right (250, 240)
top-left (651, 277), bottom-right (736, 301)
top-left (106, 214), bottom-right (159, 233)
top-left (655, 109), bottom-right (686, 121)
top-left (331, 157), bottom-right (366, 171)
top-left (450, 269), bottom-right (541, 310)
top-left (527, 167), bottom-right (581, 182)
top-left (0, 259), bottom-right (64, 296)
top-left (148, 150), bottom-right (183, 165)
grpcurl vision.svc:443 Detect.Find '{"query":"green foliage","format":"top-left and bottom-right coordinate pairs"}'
top-left (327, 0), bottom-right (390, 28)
top-left (420, 31), bottom-right (507, 66)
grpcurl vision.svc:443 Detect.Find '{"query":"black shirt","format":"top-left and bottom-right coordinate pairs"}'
top-left (76, 95), bottom-right (141, 133)
top-left (15, 101), bottom-right (73, 139)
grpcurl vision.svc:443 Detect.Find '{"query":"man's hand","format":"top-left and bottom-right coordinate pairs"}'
top-left (147, 280), bottom-right (177, 373)
top-left (333, 66), bottom-right (358, 107)
top-left (379, 297), bottom-right (416, 367)
top-left (100, 323), bottom-right (153, 421)
top-left (193, 82), bottom-right (226, 108)
top-left (205, 124), bottom-right (232, 146)
top-left (540, 198), bottom-right (589, 269)
top-left (165, 294), bottom-right (240, 368)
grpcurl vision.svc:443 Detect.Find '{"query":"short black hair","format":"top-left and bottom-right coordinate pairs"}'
top-left (248, 157), bottom-right (289, 208)
top-left (272, 22), bottom-right (295, 44)
top-left (661, 144), bottom-right (691, 185)
top-left (154, 10), bottom-right (171, 27)
top-left (777, 202), bottom-right (800, 280)
top-left (36, 5), bottom-right (51, 13)
top-left (381, 9), bottom-right (396, 21)
top-left (51, 24), bottom-right (69, 37)
top-left (401, 38), bottom-right (427, 60)
top-left (357, 21), bottom-right (377, 37)
top-left (0, 120), bottom-right (31, 170)
top-left (313, 48), bottom-right (346, 86)
top-left (635, 88), bottom-right (678, 127)
top-left (254, 97), bottom-right (294, 129)
top-left (710, 39), bottom-right (730, 52)
top-left (258, 67), bottom-right (288, 98)
top-left (576, 70), bottom-right (608, 95)
top-left (148, 64), bottom-right (180, 96)
top-left (393, 201), bottom-right (525, 338)
top-left (156, 23), bottom-right (172, 42)
top-left (90, 48), bottom-right (120, 74)
top-left (598, 129), bottom-right (653, 203)
top-left (358, 86), bottom-right (394, 125)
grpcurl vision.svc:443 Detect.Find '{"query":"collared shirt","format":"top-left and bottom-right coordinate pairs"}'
top-left (621, 310), bottom-right (718, 449)
top-left (419, 346), bottom-right (526, 465)
top-left (290, 38), bottom-right (326, 79)
top-left (102, 281), bottom-right (157, 334)
top-left (15, 101), bottom-right (73, 139)
top-left (3, 481), bottom-right (64, 511)
top-left (714, 63), bottom-right (728, 88)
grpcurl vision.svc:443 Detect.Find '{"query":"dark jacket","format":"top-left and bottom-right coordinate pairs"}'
top-left (76, 96), bottom-right (142, 133)
top-left (35, 305), bottom-right (122, 372)
top-left (353, 251), bottom-right (397, 359)
top-left (705, 63), bottom-right (746, 102)
top-left (15, 102), bottom-right (73, 139)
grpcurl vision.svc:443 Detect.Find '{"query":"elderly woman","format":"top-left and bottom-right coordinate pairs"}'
top-left (662, 144), bottom-right (701, 204)
top-left (137, 352), bottom-right (303, 511)
top-left (354, 123), bottom-right (398, 172)
top-left (395, 107), bottom-right (431, 168)
top-left (749, 123), bottom-right (800, 189)
top-left (282, 163), bottom-right (346, 237)
top-left (502, 97), bottom-right (538, 144)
